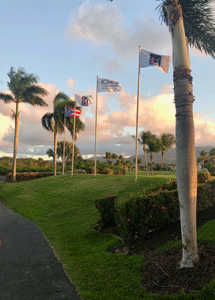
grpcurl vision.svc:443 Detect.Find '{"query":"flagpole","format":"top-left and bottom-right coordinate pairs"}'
top-left (71, 95), bottom-right (76, 177)
top-left (135, 46), bottom-right (141, 183)
top-left (63, 106), bottom-right (66, 175)
top-left (94, 76), bottom-right (98, 177)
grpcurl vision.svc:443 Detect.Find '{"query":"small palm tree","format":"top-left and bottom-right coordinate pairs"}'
top-left (132, 131), bottom-right (153, 176)
top-left (208, 149), bottom-right (215, 163)
top-left (104, 152), bottom-right (112, 165)
top-left (42, 92), bottom-right (84, 175)
top-left (111, 153), bottom-right (118, 165)
top-left (0, 67), bottom-right (48, 181)
top-left (160, 133), bottom-right (175, 175)
top-left (147, 135), bottom-right (161, 176)
top-left (47, 141), bottom-right (80, 172)
top-left (118, 155), bottom-right (124, 167)
top-left (198, 150), bottom-right (208, 169)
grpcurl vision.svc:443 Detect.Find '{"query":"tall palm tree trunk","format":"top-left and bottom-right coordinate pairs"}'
top-left (161, 150), bottom-right (165, 175)
top-left (143, 145), bottom-right (148, 176)
top-left (166, 1), bottom-right (198, 267)
top-left (150, 153), bottom-right (153, 176)
top-left (53, 130), bottom-right (58, 175)
top-left (12, 102), bottom-right (19, 182)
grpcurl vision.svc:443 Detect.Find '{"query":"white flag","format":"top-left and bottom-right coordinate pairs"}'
top-left (140, 49), bottom-right (171, 74)
top-left (76, 95), bottom-right (93, 107)
top-left (97, 78), bottom-right (121, 93)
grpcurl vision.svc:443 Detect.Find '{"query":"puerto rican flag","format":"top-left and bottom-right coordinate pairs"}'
top-left (66, 107), bottom-right (81, 118)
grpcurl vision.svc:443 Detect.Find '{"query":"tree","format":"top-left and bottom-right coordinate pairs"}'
top-left (147, 135), bottom-right (161, 175)
top-left (46, 141), bottom-right (80, 172)
top-left (197, 150), bottom-right (208, 169)
top-left (0, 67), bottom-right (48, 182)
top-left (156, 0), bottom-right (215, 268)
top-left (132, 131), bottom-right (152, 175)
top-left (42, 92), bottom-right (84, 175)
top-left (104, 152), bottom-right (112, 165)
top-left (111, 153), bottom-right (118, 165)
top-left (108, 0), bottom-right (215, 267)
top-left (118, 155), bottom-right (124, 167)
top-left (208, 148), bottom-right (215, 163)
top-left (160, 133), bottom-right (175, 175)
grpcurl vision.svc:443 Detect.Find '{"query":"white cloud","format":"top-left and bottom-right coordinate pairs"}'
top-left (1, 82), bottom-right (214, 158)
top-left (66, 1), bottom-right (171, 61)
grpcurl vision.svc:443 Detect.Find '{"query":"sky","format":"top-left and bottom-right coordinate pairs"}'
top-left (0, 0), bottom-right (215, 160)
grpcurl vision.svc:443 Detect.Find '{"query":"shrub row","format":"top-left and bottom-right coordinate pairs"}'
top-left (5, 172), bottom-right (61, 182)
top-left (94, 173), bottom-right (214, 243)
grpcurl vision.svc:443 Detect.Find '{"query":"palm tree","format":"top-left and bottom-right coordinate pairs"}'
top-left (147, 135), bottom-right (161, 175)
top-left (111, 153), bottom-right (118, 165)
top-left (42, 92), bottom-right (84, 175)
top-left (198, 150), bottom-right (208, 169)
top-left (0, 67), bottom-right (48, 182)
top-left (160, 133), bottom-right (175, 175)
top-left (104, 152), bottom-right (112, 165)
top-left (156, 0), bottom-right (215, 267)
top-left (132, 131), bottom-right (152, 176)
top-left (208, 149), bottom-right (215, 163)
top-left (47, 141), bottom-right (80, 172)
top-left (108, 0), bottom-right (215, 267)
top-left (118, 155), bottom-right (124, 167)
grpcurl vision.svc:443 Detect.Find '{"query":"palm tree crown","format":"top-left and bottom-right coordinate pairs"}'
top-left (157, 0), bottom-right (215, 59)
top-left (0, 67), bottom-right (48, 181)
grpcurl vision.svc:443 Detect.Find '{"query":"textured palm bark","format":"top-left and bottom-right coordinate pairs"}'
top-left (12, 102), bottom-right (19, 182)
top-left (166, 0), bottom-right (198, 267)
top-left (53, 130), bottom-right (57, 176)
top-left (161, 150), bottom-right (165, 175)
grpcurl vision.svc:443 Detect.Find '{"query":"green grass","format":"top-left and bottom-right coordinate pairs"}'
top-left (0, 172), bottom-right (215, 299)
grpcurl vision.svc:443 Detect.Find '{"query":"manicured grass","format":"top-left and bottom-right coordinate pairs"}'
top-left (0, 173), bottom-right (215, 299)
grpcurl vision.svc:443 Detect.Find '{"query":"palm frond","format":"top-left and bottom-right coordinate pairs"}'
top-left (0, 92), bottom-right (14, 103)
top-left (157, 0), bottom-right (215, 58)
top-left (41, 113), bottom-right (55, 132)
top-left (54, 92), bottom-right (70, 105)
top-left (22, 85), bottom-right (48, 106)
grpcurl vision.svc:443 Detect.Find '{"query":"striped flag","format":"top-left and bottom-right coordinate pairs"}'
top-left (66, 107), bottom-right (81, 118)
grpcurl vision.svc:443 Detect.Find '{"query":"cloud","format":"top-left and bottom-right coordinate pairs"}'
top-left (66, 1), bottom-right (171, 61)
top-left (1, 82), bottom-right (214, 158)
top-left (67, 78), bottom-right (75, 91)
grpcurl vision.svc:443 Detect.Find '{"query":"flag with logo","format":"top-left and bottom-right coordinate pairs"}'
top-left (66, 107), bottom-right (81, 118)
top-left (140, 49), bottom-right (171, 74)
top-left (76, 95), bottom-right (93, 107)
top-left (97, 78), bottom-right (121, 93)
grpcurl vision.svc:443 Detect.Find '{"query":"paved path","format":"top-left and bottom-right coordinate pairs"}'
top-left (0, 201), bottom-right (82, 300)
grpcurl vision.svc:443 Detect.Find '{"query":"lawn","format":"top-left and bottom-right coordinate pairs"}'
top-left (0, 172), bottom-right (214, 299)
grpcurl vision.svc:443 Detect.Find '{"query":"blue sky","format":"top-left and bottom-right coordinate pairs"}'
top-left (0, 0), bottom-right (215, 160)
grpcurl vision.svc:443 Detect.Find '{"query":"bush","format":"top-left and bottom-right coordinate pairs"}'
top-left (5, 172), bottom-right (60, 182)
top-left (94, 194), bottom-right (118, 228)
top-left (197, 170), bottom-right (212, 183)
top-left (114, 180), bottom-right (214, 243)
top-left (115, 189), bottom-right (179, 242)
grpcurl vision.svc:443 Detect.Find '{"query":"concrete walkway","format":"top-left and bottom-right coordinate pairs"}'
top-left (0, 201), bottom-right (82, 300)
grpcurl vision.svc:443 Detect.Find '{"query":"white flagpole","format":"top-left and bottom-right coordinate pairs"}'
top-left (135, 46), bottom-right (141, 183)
top-left (94, 76), bottom-right (98, 177)
top-left (71, 95), bottom-right (76, 177)
top-left (63, 106), bottom-right (66, 175)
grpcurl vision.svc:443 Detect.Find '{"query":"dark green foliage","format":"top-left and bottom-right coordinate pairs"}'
top-left (94, 194), bottom-right (118, 228)
top-left (95, 178), bottom-right (215, 243)
top-left (197, 170), bottom-right (212, 183)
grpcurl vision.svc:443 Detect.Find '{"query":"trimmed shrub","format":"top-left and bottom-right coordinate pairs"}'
top-left (5, 172), bottom-right (61, 182)
top-left (94, 194), bottom-right (118, 228)
top-left (197, 170), bottom-right (212, 183)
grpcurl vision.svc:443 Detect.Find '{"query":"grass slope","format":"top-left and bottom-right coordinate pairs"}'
top-left (0, 172), bottom-right (214, 299)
